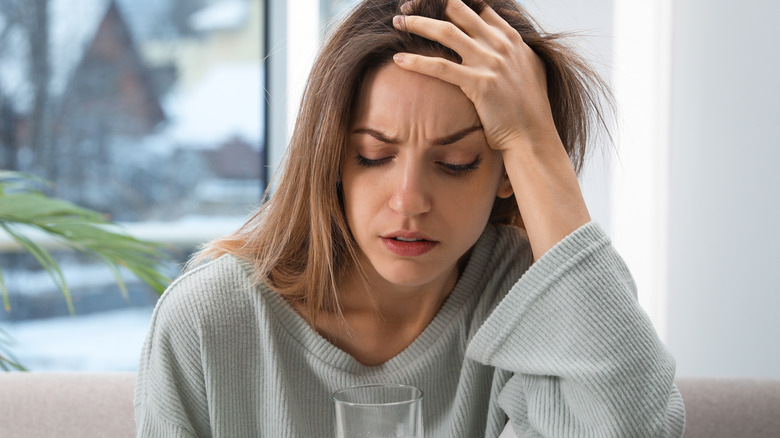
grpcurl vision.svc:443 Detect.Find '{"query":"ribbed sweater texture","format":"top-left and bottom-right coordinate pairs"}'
top-left (134, 222), bottom-right (685, 437)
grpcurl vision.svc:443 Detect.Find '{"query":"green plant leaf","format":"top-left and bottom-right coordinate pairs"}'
top-left (0, 171), bottom-right (175, 371)
top-left (0, 171), bottom-right (172, 301)
top-left (0, 266), bottom-right (9, 312)
top-left (0, 327), bottom-right (27, 371)
top-left (0, 222), bottom-right (75, 315)
top-left (0, 171), bottom-right (50, 195)
top-left (96, 255), bottom-right (129, 302)
top-left (0, 192), bottom-right (108, 225)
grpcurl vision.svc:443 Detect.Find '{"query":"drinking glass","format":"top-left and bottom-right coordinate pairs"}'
top-left (333, 383), bottom-right (423, 438)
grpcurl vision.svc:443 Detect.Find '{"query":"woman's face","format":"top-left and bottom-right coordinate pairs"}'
top-left (341, 63), bottom-right (512, 290)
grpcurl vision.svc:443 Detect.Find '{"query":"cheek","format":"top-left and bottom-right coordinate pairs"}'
top-left (341, 171), bottom-right (383, 227)
top-left (448, 182), bottom-right (498, 226)
top-left (451, 162), bottom-right (505, 209)
top-left (447, 168), bottom-right (505, 227)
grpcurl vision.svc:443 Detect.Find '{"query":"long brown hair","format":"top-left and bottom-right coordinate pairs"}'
top-left (198, 0), bottom-right (612, 323)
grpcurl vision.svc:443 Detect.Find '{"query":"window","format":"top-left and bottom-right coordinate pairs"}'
top-left (0, 0), bottom-right (265, 371)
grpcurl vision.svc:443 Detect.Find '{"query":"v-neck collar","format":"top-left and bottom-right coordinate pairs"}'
top-left (252, 224), bottom-right (499, 375)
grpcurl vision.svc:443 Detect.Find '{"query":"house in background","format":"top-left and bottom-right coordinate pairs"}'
top-left (142, 0), bottom-right (264, 89)
top-left (49, 1), bottom-right (172, 219)
top-left (38, 0), bottom-right (197, 221)
top-left (0, 0), bottom-right (265, 322)
top-left (145, 0), bottom-right (266, 214)
top-left (59, 1), bottom-right (165, 138)
top-left (0, 0), bottom-right (265, 221)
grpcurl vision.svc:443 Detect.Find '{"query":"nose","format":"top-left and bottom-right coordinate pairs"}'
top-left (389, 160), bottom-right (431, 217)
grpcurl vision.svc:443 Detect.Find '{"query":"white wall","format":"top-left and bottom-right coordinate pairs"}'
top-left (667, 0), bottom-right (780, 378)
top-left (522, 0), bottom-right (615, 232)
top-left (266, 0), bottom-right (321, 185)
top-left (529, 0), bottom-right (780, 379)
top-left (523, 1), bottom-right (672, 332)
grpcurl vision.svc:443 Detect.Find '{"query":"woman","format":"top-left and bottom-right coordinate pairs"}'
top-left (134, 0), bottom-right (686, 436)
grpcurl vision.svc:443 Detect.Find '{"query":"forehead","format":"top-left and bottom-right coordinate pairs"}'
top-left (352, 63), bottom-right (479, 130)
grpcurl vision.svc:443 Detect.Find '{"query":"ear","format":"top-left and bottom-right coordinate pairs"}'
top-left (496, 172), bottom-right (513, 199)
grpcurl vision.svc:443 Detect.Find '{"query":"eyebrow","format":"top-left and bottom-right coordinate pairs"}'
top-left (351, 125), bottom-right (483, 146)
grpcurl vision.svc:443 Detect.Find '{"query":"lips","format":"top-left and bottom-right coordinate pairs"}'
top-left (381, 232), bottom-right (437, 257)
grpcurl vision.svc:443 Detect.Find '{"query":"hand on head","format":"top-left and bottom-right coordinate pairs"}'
top-left (392, 0), bottom-right (559, 154)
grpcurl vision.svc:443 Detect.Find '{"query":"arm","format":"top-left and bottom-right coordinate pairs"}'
top-left (134, 281), bottom-right (207, 438)
top-left (393, 0), bottom-right (589, 261)
top-left (393, 1), bottom-right (684, 435)
top-left (468, 223), bottom-right (685, 437)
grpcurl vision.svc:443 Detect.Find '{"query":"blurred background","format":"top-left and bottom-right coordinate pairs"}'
top-left (0, 0), bottom-right (777, 379)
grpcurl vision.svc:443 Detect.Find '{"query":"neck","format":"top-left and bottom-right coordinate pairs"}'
top-left (303, 259), bottom-right (459, 366)
top-left (342, 264), bottom-right (456, 323)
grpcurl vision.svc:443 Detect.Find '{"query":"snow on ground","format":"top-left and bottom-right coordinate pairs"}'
top-left (0, 217), bottom-right (249, 371)
top-left (3, 306), bottom-right (155, 371)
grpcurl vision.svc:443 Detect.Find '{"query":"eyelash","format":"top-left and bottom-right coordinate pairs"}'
top-left (353, 155), bottom-right (483, 176)
top-left (354, 155), bottom-right (391, 168)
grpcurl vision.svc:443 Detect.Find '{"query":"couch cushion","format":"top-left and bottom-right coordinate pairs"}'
top-left (676, 378), bottom-right (780, 438)
top-left (0, 372), bottom-right (136, 438)
top-left (2, 373), bottom-right (780, 437)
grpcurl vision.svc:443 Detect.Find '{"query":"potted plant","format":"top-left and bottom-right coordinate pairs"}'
top-left (0, 171), bottom-right (171, 370)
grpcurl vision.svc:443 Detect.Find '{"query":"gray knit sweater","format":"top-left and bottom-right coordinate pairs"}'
top-left (134, 222), bottom-right (685, 437)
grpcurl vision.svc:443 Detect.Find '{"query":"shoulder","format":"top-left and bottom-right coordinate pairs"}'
top-left (151, 255), bottom-right (262, 330)
top-left (478, 222), bottom-right (615, 277)
top-left (136, 256), bottom-right (261, 434)
top-left (174, 254), bottom-right (257, 296)
top-left (490, 223), bottom-right (532, 258)
top-left (475, 223), bottom-right (534, 281)
top-left (461, 223), bottom-right (534, 313)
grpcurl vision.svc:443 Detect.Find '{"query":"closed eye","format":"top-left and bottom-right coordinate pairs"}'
top-left (354, 155), bottom-right (483, 175)
top-left (439, 157), bottom-right (482, 175)
top-left (354, 155), bottom-right (392, 167)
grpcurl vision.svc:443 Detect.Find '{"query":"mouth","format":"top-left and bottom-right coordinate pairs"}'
top-left (382, 231), bottom-right (434, 241)
top-left (391, 236), bottom-right (428, 242)
top-left (381, 232), bottom-right (437, 257)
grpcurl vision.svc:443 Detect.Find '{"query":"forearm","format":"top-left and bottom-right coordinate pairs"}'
top-left (468, 223), bottom-right (685, 436)
top-left (502, 133), bottom-right (591, 260)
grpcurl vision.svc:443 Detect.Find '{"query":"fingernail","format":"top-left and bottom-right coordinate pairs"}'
top-left (393, 15), bottom-right (402, 27)
top-left (393, 53), bottom-right (405, 64)
top-left (400, 2), bottom-right (413, 14)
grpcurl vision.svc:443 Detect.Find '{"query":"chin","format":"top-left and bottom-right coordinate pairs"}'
top-left (373, 263), bottom-right (446, 290)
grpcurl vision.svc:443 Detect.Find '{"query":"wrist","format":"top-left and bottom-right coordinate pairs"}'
top-left (498, 130), bottom-right (589, 260)
top-left (499, 130), bottom-right (570, 170)
top-left (493, 117), bottom-right (563, 153)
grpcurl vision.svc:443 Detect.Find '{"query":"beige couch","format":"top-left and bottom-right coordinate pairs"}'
top-left (0, 372), bottom-right (136, 438)
top-left (1, 373), bottom-right (779, 437)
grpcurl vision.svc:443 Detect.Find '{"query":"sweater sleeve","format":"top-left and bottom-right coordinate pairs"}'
top-left (134, 271), bottom-right (211, 438)
top-left (466, 223), bottom-right (685, 437)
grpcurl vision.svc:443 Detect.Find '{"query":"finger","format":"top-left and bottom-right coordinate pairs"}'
top-left (442, 0), bottom-right (495, 40)
top-left (473, 2), bottom-right (511, 31)
top-left (399, 0), bottom-right (417, 15)
top-left (393, 15), bottom-right (479, 60)
top-left (401, 0), bottom-right (494, 41)
top-left (475, 2), bottom-right (526, 42)
top-left (392, 52), bottom-right (469, 88)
